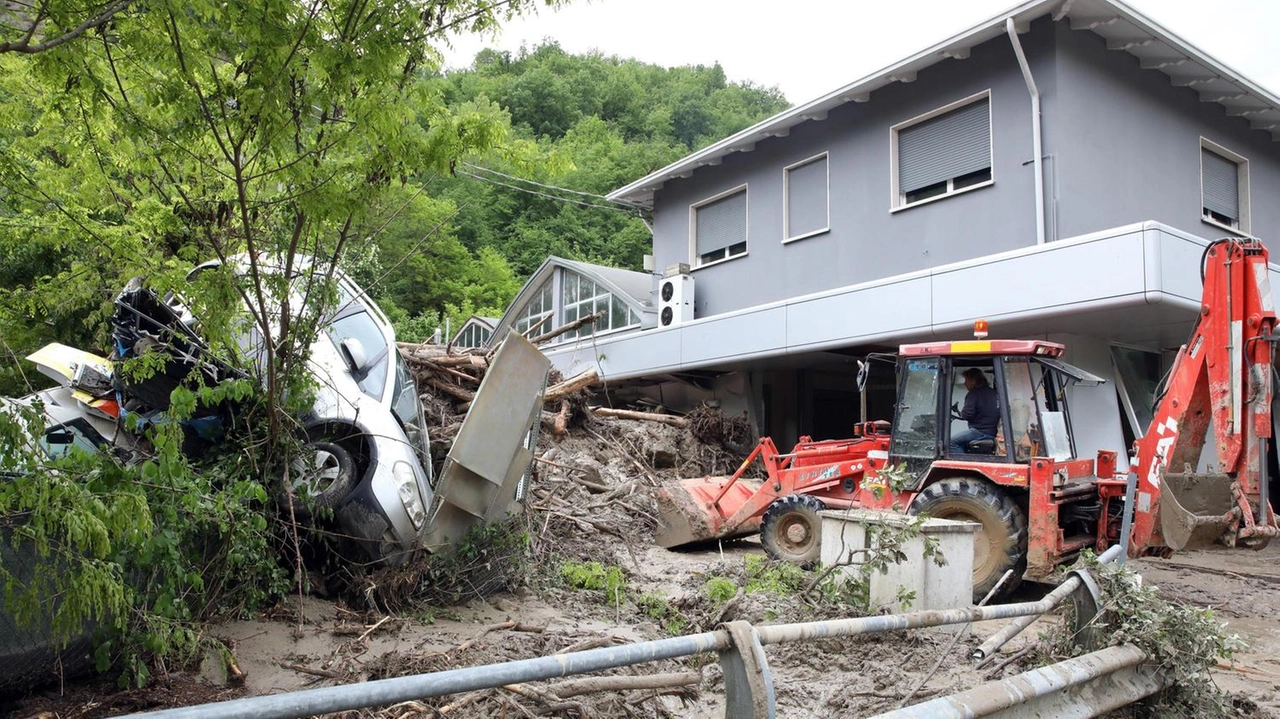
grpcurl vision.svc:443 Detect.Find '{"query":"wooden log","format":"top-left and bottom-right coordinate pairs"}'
top-left (543, 369), bottom-right (599, 403)
top-left (424, 377), bottom-right (475, 403)
top-left (539, 411), bottom-right (562, 436)
top-left (553, 401), bottom-right (570, 437)
top-left (591, 406), bottom-right (689, 428)
top-left (426, 361), bottom-right (482, 384)
top-left (528, 310), bottom-right (603, 346)
top-left (430, 353), bottom-right (488, 369)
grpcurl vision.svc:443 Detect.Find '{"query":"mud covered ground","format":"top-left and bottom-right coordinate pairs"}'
top-left (1131, 545), bottom-right (1280, 716)
top-left (8, 416), bottom-right (1280, 718)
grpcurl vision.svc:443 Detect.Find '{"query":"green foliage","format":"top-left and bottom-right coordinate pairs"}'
top-left (860, 462), bottom-right (915, 504)
top-left (1046, 555), bottom-right (1245, 718)
top-left (391, 520), bottom-right (531, 605)
top-left (0, 0), bottom-right (557, 687)
top-left (428, 42), bottom-right (790, 276)
top-left (560, 560), bottom-right (626, 594)
top-left (703, 576), bottom-right (738, 606)
top-left (635, 592), bottom-right (688, 636)
top-left (741, 554), bottom-right (811, 595)
top-left (0, 403), bottom-right (288, 687)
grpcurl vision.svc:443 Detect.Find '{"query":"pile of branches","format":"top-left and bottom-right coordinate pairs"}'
top-left (686, 404), bottom-right (753, 449)
top-left (398, 339), bottom-right (698, 445)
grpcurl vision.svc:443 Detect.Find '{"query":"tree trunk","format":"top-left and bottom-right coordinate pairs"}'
top-left (591, 406), bottom-right (689, 428)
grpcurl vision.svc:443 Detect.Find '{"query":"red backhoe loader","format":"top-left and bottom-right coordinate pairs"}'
top-left (656, 238), bottom-right (1280, 599)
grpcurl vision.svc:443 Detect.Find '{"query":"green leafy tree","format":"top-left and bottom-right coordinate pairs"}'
top-left (0, 0), bottom-right (554, 684)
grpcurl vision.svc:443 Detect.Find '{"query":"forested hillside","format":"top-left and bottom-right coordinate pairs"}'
top-left (0, 42), bottom-right (787, 393)
top-left (366, 43), bottom-right (789, 339)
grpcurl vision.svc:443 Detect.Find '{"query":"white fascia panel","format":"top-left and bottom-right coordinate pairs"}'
top-left (1156, 229), bottom-right (1214, 304)
top-left (681, 306), bottom-right (788, 365)
top-left (540, 322), bottom-right (684, 379)
top-left (931, 228), bottom-right (1149, 325)
top-left (785, 276), bottom-right (932, 350)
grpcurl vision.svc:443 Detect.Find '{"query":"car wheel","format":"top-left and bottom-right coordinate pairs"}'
top-left (288, 442), bottom-right (356, 521)
top-left (760, 494), bottom-right (826, 568)
top-left (909, 477), bottom-right (1026, 602)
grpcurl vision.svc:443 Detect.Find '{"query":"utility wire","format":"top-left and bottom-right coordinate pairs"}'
top-left (461, 162), bottom-right (646, 209)
top-left (457, 170), bottom-right (642, 217)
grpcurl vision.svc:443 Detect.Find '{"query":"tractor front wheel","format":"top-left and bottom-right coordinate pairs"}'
top-left (909, 478), bottom-right (1027, 602)
top-left (760, 494), bottom-right (827, 568)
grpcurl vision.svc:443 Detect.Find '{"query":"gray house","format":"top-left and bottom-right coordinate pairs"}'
top-left (496, 0), bottom-right (1280, 460)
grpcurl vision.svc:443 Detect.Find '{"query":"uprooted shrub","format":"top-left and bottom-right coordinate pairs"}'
top-left (0, 391), bottom-right (291, 689)
top-left (1043, 554), bottom-right (1246, 719)
top-left (356, 519), bottom-right (533, 613)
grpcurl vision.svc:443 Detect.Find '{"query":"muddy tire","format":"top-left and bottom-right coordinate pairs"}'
top-left (760, 494), bottom-right (826, 568)
top-left (909, 478), bottom-right (1026, 602)
top-left (288, 442), bottom-right (356, 521)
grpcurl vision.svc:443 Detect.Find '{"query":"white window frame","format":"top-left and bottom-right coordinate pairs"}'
top-left (555, 271), bottom-right (641, 344)
top-left (513, 281), bottom-right (554, 337)
top-left (689, 184), bottom-right (749, 270)
top-left (782, 151), bottom-right (831, 244)
top-left (889, 90), bottom-right (994, 212)
top-left (1199, 137), bottom-right (1250, 235)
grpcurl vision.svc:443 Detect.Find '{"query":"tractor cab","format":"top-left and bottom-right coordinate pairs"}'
top-left (888, 339), bottom-right (1105, 482)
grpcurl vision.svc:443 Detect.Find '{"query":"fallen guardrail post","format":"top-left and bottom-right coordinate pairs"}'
top-left (867, 644), bottom-right (1168, 719)
top-left (116, 565), bottom-right (1139, 719)
top-left (972, 543), bottom-right (1119, 665)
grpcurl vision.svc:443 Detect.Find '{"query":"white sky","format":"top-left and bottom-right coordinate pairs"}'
top-left (440, 0), bottom-right (1280, 105)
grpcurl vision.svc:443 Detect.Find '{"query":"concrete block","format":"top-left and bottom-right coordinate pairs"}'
top-left (819, 509), bottom-right (979, 612)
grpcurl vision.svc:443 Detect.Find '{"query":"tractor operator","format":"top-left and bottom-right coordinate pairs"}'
top-left (950, 368), bottom-right (999, 454)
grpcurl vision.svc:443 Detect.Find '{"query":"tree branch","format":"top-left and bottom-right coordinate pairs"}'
top-left (0, 0), bottom-right (133, 55)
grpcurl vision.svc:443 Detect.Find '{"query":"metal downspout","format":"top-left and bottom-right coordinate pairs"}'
top-left (1007, 17), bottom-right (1046, 246)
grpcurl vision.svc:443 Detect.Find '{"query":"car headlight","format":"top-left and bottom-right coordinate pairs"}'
top-left (393, 461), bottom-right (426, 530)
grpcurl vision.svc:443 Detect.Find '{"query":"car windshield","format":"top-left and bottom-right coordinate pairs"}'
top-left (39, 419), bottom-right (107, 459)
top-left (391, 353), bottom-right (432, 474)
top-left (325, 310), bottom-right (389, 401)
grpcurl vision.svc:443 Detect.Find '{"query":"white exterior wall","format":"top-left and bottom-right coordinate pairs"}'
top-left (1050, 333), bottom-right (1128, 461)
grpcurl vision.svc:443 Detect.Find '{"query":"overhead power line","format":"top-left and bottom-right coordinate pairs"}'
top-left (462, 162), bottom-right (643, 207)
top-left (457, 168), bottom-right (643, 217)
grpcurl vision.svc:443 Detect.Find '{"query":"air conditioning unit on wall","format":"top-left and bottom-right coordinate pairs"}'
top-left (659, 264), bottom-right (694, 328)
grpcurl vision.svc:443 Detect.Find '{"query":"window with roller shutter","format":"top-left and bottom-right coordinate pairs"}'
top-left (892, 92), bottom-right (993, 209)
top-left (1201, 140), bottom-right (1249, 233)
top-left (784, 153), bottom-right (830, 242)
top-left (691, 186), bottom-right (748, 266)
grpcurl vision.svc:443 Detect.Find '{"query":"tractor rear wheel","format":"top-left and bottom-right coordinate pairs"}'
top-left (909, 478), bottom-right (1026, 602)
top-left (760, 494), bottom-right (827, 568)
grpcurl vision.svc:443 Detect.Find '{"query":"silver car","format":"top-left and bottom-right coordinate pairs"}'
top-left (110, 256), bottom-right (434, 564)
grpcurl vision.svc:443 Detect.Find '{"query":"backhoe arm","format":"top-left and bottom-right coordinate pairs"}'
top-left (1129, 238), bottom-right (1280, 553)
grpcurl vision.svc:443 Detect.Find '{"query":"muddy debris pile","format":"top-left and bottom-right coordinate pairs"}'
top-left (399, 342), bottom-right (755, 569)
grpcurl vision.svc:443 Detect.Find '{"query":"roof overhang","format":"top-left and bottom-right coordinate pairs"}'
top-left (607, 0), bottom-right (1280, 206)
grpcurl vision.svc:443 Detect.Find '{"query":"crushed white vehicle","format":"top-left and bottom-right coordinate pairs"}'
top-left (0, 257), bottom-right (549, 691)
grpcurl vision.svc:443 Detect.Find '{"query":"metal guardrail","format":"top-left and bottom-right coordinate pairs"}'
top-left (120, 582), bottom-right (1117, 719)
top-left (972, 543), bottom-right (1121, 663)
top-left (870, 644), bottom-right (1167, 719)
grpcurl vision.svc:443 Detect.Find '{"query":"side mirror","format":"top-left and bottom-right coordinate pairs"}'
top-left (339, 338), bottom-right (369, 378)
top-left (45, 429), bottom-right (74, 446)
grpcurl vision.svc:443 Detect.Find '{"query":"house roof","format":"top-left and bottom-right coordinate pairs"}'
top-left (491, 256), bottom-right (655, 338)
top-left (607, 0), bottom-right (1280, 206)
top-left (450, 315), bottom-right (499, 346)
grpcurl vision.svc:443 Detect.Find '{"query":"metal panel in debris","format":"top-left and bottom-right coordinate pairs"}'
top-left (423, 334), bottom-right (549, 550)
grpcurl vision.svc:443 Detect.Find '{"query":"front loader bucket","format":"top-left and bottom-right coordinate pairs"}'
top-left (655, 476), bottom-right (764, 549)
top-left (1159, 472), bottom-right (1236, 550)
